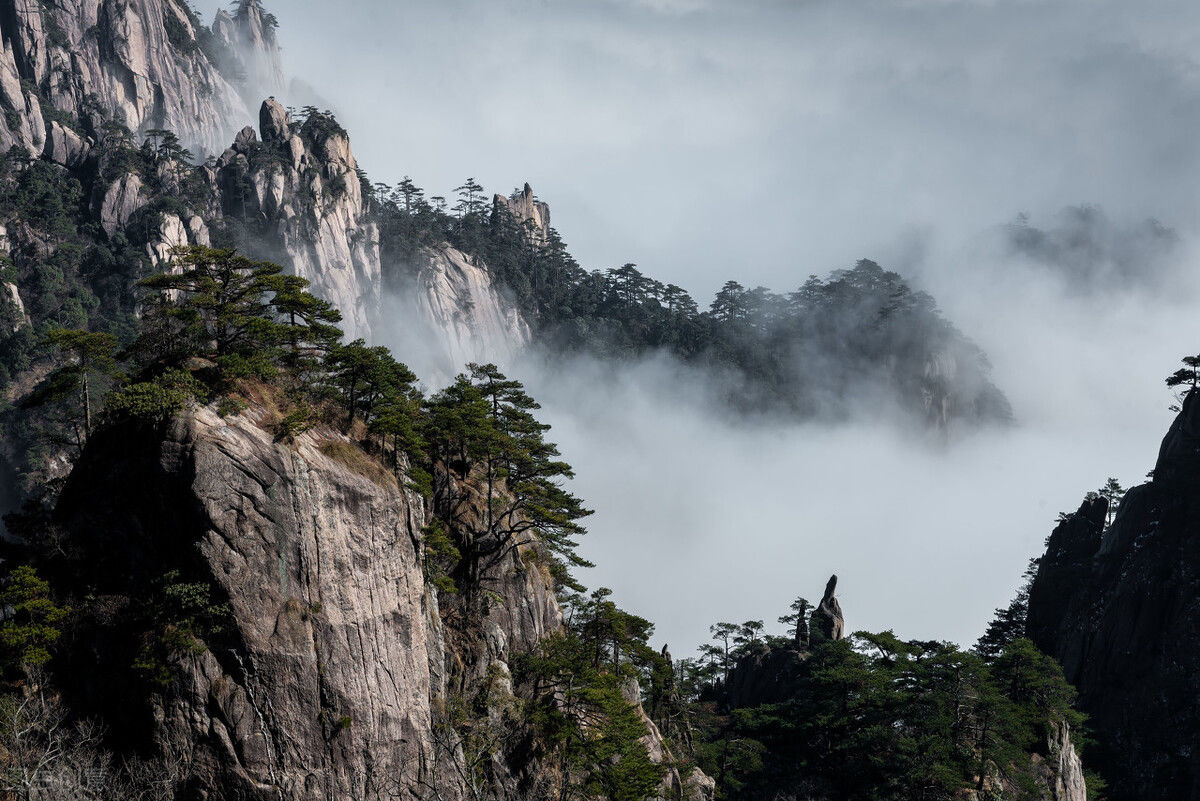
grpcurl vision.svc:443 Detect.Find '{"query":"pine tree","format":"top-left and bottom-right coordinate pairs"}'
top-left (267, 273), bottom-right (343, 371)
top-left (421, 364), bottom-right (592, 596)
top-left (975, 558), bottom-right (1039, 660)
top-left (778, 596), bottom-right (811, 647)
top-left (0, 565), bottom-right (68, 673)
top-left (23, 328), bottom-right (119, 452)
top-left (137, 246), bottom-right (286, 374)
top-left (709, 281), bottom-right (749, 323)
top-left (1165, 354), bottom-right (1200, 410)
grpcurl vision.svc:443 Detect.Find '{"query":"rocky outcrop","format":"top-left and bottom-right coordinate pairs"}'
top-left (812, 573), bottom-right (844, 641)
top-left (43, 120), bottom-right (90, 168)
top-left (59, 406), bottom-right (436, 800)
top-left (1027, 389), bottom-right (1200, 801)
top-left (1046, 722), bottom-right (1088, 801)
top-left (206, 100), bottom-right (381, 338)
top-left (961, 721), bottom-right (1088, 801)
top-left (99, 173), bottom-right (146, 236)
top-left (210, 1), bottom-right (286, 109)
top-left (493, 183), bottom-right (551, 244)
top-left (0, 224), bottom-right (25, 333)
top-left (0, 279), bottom-right (24, 332)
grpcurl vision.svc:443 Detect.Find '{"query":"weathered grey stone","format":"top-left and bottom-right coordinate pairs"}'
top-left (43, 121), bottom-right (90, 167)
top-left (99, 174), bottom-right (146, 237)
top-left (259, 97), bottom-right (290, 143)
top-left (211, 1), bottom-right (286, 109)
top-left (493, 182), bottom-right (551, 243)
top-left (233, 124), bottom-right (258, 150)
top-left (0, 0), bottom-right (281, 156)
top-left (186, 215), bottom-right (211, 246)
top-left (1, 281), bottom-right (27, 332)
top-left (58, 403), bottom-right (706, 800)
top-left (1049, 722), bottom-right (1088, 801)
top-left (683, 767), bottom-right (717, 801)
top-left (145, 214), bottom-right (188, 266)
top-left (207, 105), bottom-right (385, 339)
top-left (394, 243), bottom-right (531, 380)
top-left (813, 574), bottom-right (844, 641)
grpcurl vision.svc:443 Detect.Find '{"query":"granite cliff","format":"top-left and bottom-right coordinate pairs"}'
top-left (0, 0), bottom-right (279, 158)
top-left (46, 395), bottom-right (705, 801)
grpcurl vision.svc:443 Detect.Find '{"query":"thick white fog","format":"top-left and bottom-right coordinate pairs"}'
top-left (516, 243), bottom-right (1200, 653)
top-left (196, 0), bottom-right (1200, 650)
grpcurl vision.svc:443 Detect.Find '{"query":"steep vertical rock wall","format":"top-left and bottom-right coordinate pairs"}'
top-left (0, 0), bottom-right (532, 367)
top-left (0, 0), bottom-right (280, 157)
top-left (385, 243), bottom-right (531, 382)
top-left (59, 407), bottom-right (437, 800)
top-left (56, 400), bottom-right (701, 800)
top-left (205, 99), bottom-right (381, 339)
top-left (211, 0), bottom-right (285, 108)
top-left (1027, 390), bottom-right (1200, 801)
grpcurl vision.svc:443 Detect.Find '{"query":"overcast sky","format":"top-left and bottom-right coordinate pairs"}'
top-left (199, 0), bottom-right (1200, 651)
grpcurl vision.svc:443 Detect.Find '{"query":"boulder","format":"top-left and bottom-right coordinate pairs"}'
top-left (259, 97), bottom-right (290, 144)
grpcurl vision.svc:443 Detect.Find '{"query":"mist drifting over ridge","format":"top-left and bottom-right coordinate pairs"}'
top-left (192, 0), bottom-right (1200, 653)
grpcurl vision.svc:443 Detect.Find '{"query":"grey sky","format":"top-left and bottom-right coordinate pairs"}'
top-left (199, 0), bottom-right (1200, 650)
top-left (204, 0), bottom-right (1200, 298)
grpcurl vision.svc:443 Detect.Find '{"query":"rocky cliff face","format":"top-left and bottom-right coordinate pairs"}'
top-left (202, 99), bottom-right (382, 338)
top-left (0, 0), bottom-right (394, 343)
top-left (385, 243), bottom-right (531, 381)
top-left (1027, 390), bottom-right (1200, 801)
top-left (53, 399), bottom-right (702, 801)
top-left (211, 0), bottom-right (285, 109)
top-left (0, 0), bottom-right (279, 158)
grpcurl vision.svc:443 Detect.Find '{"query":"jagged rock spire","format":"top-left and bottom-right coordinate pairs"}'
top-left (813, 574), bottom-right (844, 641)
top-left (492, 182), bottom-right (551, 244)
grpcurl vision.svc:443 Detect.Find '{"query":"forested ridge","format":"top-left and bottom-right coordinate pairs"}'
top-left (371, 176), bottom-right (1013, 422)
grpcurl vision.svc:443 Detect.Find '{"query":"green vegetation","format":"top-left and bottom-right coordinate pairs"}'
top-left (20, 327), bottom-right (118, 451)
top-left (1166, 354), bottom-right (1200, 410)
top-left (372, 177), bottom-right (1011, 422)
top-left (975, 558), bottom-right (1040, 661)
top-left (0, 244), bottom-right (664, 799)
top-left (517, 588), bottom-right (667, 801)
top-left (0, 120), bottom-right (219, 498)
top-left (0, 565), bottom-right (68, 674)
top-left (675, 598), bottom-right (1094, 801)
top-left (133, 571), bottom-right (231, 690)
top-left (420, 362), bottom-right (592, 597)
